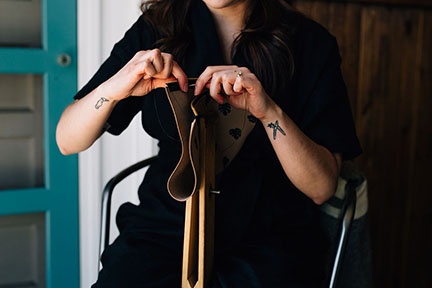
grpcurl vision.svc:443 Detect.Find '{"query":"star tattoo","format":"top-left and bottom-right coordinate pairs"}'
top-left (267, 120), bottom-right (286, 140)
top-left (95, 97), bottom-right (109, 109)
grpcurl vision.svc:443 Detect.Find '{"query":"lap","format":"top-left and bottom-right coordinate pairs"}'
top-left (93, 233), bottom-right (324, 288)
top-left (92, 231), bottom-right (182, 288)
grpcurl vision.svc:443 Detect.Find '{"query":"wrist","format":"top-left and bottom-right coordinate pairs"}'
top-left (95, 84), bottom-right (119, 105)
top-left (258, 99), bottom-right (282, 124)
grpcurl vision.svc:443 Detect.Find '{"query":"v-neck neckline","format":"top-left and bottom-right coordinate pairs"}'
top-left (185, 0), bottom-right (243, 76)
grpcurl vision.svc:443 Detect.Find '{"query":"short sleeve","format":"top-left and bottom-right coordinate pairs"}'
top-left (74, 15), bottom-right (153, 135)
top-left (295, 28), bottom-right (362, 160)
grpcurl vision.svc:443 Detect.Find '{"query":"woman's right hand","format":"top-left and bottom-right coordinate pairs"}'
top-left (99, 49), bottom-right (189, 101)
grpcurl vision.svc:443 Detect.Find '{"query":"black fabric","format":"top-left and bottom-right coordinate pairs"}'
top-left (75, 1), bottom-right (362, 287)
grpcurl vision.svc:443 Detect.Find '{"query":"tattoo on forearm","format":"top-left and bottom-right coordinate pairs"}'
top-left (95, 97), bottom-right (109, 109)
top-left (267, 120), bottom-right (286, 140)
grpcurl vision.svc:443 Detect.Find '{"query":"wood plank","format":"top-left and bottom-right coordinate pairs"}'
top-left (294, 0), bottom-right (432, 9)
top-left (293, 1), bottom-right (362, 117)
top-left (405, 9), bottom-right (432, 288)
top-left (351, 0), bottom-right (432, 8)
top-left (182, 193), bottom-right (199, 288)
top-left (356, 6), bottom-right (424, 288)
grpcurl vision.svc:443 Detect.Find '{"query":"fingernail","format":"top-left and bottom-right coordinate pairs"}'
top-left (194, 86), bottom-right (198, 95)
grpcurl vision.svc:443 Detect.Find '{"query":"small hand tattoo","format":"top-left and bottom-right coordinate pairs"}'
top-left (95, 97), bottom-right (109, 109)
top-left (267, 120), bottom-right (286, 140)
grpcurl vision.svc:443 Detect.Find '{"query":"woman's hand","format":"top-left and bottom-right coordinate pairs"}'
top-left (99, 49), bottom-right (188, 101)
top-left (56, 49), bottom-right (188, 155)
top-left (194, 66), bottom-right (341, 204)
top-left (194, 66), bottom-right (272, 120)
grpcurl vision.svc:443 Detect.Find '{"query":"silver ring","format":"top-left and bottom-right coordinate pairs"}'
top-left (234, 70), bottom-right (243, 78)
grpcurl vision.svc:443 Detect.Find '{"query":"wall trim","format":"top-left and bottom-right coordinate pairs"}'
top-left (77, 1), bottom-right (154, 287)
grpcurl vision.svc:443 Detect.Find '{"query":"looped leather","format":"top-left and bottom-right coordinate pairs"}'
top-left (165, 80), bottom-right (256, 201)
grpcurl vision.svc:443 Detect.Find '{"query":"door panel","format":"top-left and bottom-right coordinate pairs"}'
top-left (0, 0), bottom-right (79, 287)
top-left (0, 213), bottom-right (46, 288)
top-left (0, 74), bottom-right (44, 190)
top-left (0, 0), bottom-right (42, 48)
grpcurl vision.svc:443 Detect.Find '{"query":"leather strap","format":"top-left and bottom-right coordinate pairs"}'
top-left (165, 80), bottom-right (256, 201)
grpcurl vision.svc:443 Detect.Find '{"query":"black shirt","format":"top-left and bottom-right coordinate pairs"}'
top-left (75, 1), bottom-right (361, 286)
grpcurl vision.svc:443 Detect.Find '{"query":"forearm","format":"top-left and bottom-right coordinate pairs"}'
top-left (260, 100), bottom-right (340, 204)
top-left (56, 86), bottom-right (118, 155)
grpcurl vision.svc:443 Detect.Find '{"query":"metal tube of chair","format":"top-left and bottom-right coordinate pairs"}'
top-left (329, 182), bottom-right (357, 288)
top-left (98, 156), bottom-right (158, 271)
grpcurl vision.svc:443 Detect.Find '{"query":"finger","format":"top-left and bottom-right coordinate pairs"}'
top-left (149, 49), bottom-right (164, 74)
top-left (233, 72), bottom-right (255, 94)
top-left (157, 53), bottom-right (174, 79)
top-left (136, 59), bottom-right (157, 79)
top-left (195, 65), bottom-right (237, 95)
top-left (209, 72), bottom-right (224, 104)
top-left (171, 61), bottom-right (189, 92)
top-left (221, 71), bottom-right (239, 96)
top-left (233, 77), bottom-right (244, 94)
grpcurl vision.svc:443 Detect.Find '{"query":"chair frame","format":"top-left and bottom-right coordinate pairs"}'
top-left (328, 177), bottom-right (358, 288)
top-left (99, 157), bottom-right (361, 288)
top-left (99, 156), bottom-right (158, 270)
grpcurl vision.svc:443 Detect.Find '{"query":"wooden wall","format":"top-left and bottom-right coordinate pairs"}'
top-left (291, 0), bottom-right (432, 287)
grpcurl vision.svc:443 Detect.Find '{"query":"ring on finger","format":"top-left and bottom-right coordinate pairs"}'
top-left (234, 70), bottom-right (243, 78)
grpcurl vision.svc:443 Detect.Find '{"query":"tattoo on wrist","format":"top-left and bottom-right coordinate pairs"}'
top-left (95, 97), bottom-right (109, 109)
top-left (267, 120), bottom-right (286, 140)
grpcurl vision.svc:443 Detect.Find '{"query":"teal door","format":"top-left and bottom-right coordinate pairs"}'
top-left (0, 0), bottom-right (79, 287)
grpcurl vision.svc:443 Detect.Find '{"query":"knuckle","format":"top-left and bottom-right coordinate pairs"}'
top-left (134, 51), bottom-right (145, 58)
top-left (213, 71), bottom-right (222, 79)
top-left (143, 60), bottom-right (151, 68)
top-left (222, 73), bottom-right (231, 82)
top-left (143, 61), bottom-right (154, 73)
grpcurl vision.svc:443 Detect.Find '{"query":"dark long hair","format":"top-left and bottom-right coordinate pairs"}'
top-left (141, 0), bottom-right (299, 96)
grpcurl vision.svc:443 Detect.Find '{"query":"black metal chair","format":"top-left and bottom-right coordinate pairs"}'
top-left (99, 155), bottom-right (158, 269)
top-left (99, 158), bottom-right (369, 288)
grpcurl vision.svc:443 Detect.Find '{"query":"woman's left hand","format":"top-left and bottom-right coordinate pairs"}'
top-left (194, 66), bottom-right (273, 120)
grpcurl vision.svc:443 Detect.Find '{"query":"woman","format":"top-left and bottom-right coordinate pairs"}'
top-left (57, 0), bottom-right (361, 287)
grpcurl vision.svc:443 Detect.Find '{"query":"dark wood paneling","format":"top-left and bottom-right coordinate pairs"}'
top-left (353, 0), bottom-right (432, 8)
top-left (407, 10), bottom-right (432, 287)
top-left (293, 1), bottom-right (362, 117)
top-left (292, 1), bottom-right (432, 287)
top-left (357, 7), bottom-right (424, 287)
top-left (296, 0), bottom-right (432, 8)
